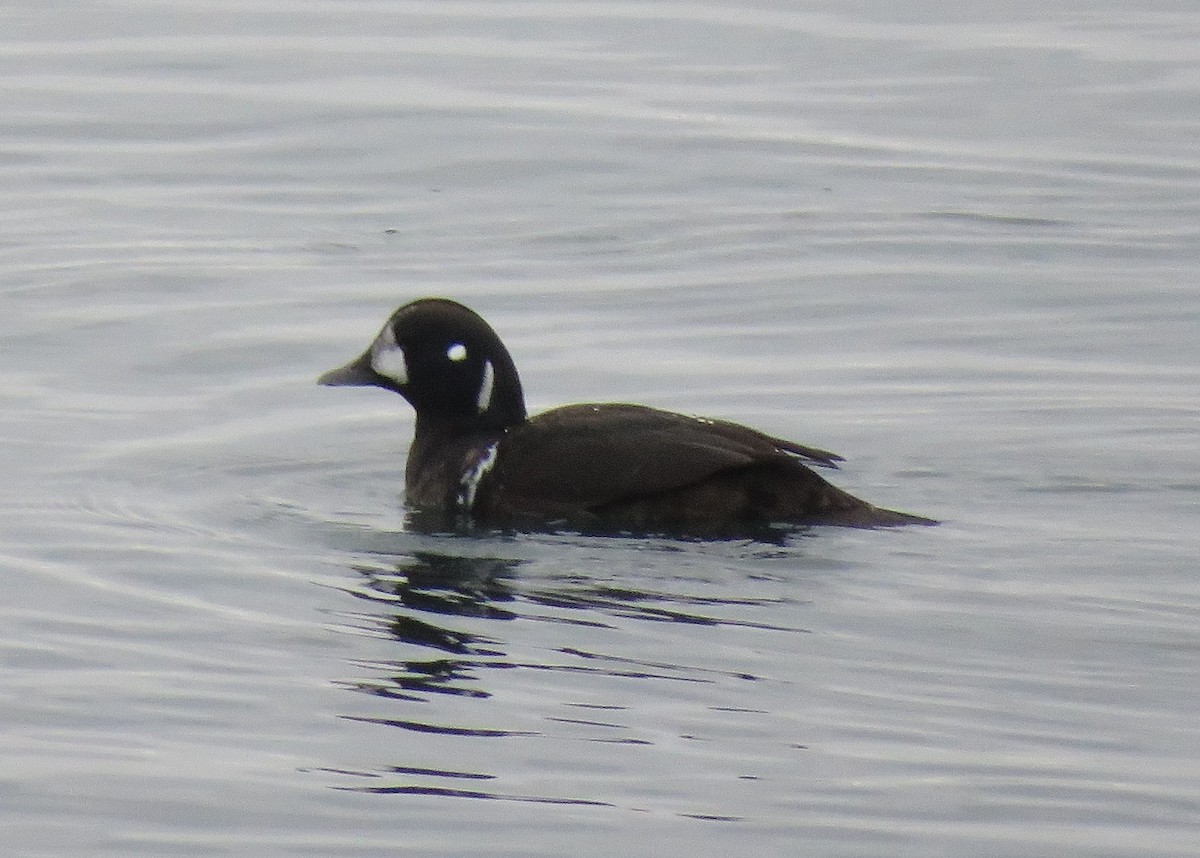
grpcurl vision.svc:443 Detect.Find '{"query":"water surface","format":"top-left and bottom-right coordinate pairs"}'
top-left (2, 1), bottom-right (1199, 855)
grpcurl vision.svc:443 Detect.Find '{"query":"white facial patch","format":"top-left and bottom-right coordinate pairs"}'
top-left (446, 342), bottom-right (468, 362)
top-left (370, 324), bottom-right (408, 386)
top-left (476, 360), bottom-right (494, 413)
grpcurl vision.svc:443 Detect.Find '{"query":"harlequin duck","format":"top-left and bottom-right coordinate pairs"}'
top-left (318, 298), bottom-right (935, 532)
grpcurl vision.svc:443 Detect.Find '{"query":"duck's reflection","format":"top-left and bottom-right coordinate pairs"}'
top-left (357, 549), bottom-right (522, 619)
top-left (336, 549), bottom-right (524, 701)
top-left (329, 539), bottom-right (805, 808)
top-left (332, 547), bottom-right (607, 802)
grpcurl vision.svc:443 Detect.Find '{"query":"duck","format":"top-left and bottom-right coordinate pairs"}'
top-left (318, 298), bottom-right (935, 533)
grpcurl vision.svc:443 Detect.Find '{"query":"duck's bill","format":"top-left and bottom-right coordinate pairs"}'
top-left (317, 353), bottom-right (379, 387)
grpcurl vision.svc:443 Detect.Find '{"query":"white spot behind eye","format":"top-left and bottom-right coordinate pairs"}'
top-left (447, 342), bottom-right (468, 362)
top-left (371, 325), bottom-right (408, 385)
top-left (476, 360), bottom-right (494, 413)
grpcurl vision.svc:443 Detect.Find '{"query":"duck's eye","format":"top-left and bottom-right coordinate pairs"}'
top-left (446, 342), bottom-right (468, 362)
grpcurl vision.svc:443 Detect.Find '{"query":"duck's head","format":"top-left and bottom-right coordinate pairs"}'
top-left (318, 298), bottom-right (526, 430)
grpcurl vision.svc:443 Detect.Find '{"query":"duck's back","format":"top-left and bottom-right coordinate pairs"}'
top-left (469, 404), bottom-right (931, 529)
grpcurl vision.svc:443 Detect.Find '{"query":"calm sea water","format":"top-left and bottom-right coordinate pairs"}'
top-left (3, 1), bottom-right (1198, 855)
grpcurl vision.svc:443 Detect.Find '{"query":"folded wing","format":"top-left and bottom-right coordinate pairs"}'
top-left (489, 403), bottom-right (843, 513)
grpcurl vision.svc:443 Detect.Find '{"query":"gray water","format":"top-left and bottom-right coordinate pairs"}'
top-left (3, 2), bottom-right (1198, 855)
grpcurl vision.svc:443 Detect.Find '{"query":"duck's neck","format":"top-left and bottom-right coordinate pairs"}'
top-left (405, 413), bottom-right (510, 508)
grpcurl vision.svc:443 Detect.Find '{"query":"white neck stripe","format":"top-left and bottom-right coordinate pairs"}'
top-left (476, 360), bottom-right (495, 413)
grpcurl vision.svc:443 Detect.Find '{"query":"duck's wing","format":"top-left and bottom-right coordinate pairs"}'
top-left (487, 403), bottom-right (842, 513)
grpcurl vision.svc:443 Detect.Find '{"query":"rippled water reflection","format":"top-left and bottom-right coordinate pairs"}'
top-left (322, 535), bottom-right (826, 810)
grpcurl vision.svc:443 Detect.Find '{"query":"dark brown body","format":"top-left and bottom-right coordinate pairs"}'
top-left (414, 404), bottom-right (935, 531)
